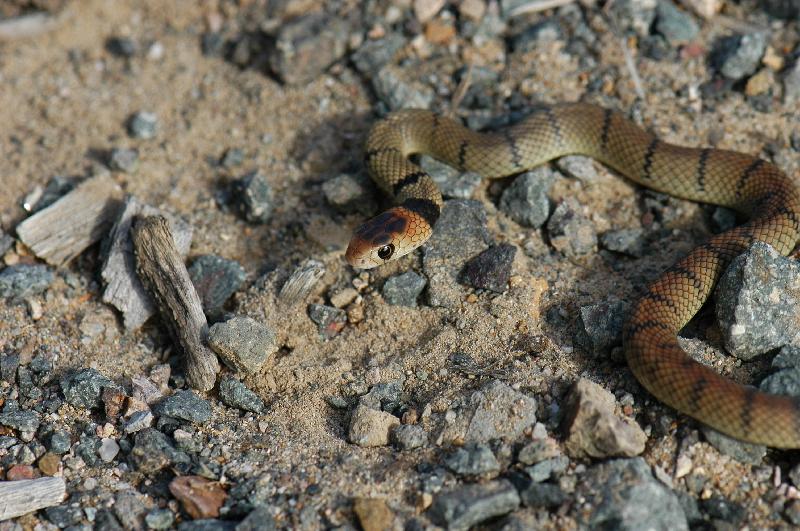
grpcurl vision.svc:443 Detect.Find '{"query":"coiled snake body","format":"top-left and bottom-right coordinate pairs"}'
top-left (345, 102), bottom-right (800, 448)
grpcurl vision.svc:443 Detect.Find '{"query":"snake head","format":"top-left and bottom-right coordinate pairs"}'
top-left (345, 206), bottom-right (431, 268)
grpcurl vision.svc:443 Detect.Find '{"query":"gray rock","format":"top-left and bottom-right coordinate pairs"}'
top-left (372, 65), bottom-right (435, 112)
top-left (0, 409), bottom-right (40, 433)
top-left (382, 271), bottom-right (427, 306)
top-left (307, 303), bottom-right (347, 339)
top-left (220, 148), bottom-right (244, 168)
top-left (459, 243), bottom-right (516, 293)
top-left (499, 168), bottom-right (555, 228)
top-left (128, 111), bottom-right (158, 139)
top-left (236, 506), bottom-right (278, 531)
top-left (526, 455), bottom-right (569, 482)
top-left (0, 229), bottom-right (13, 256)
top-left (600, 228), bottom-right (647, 257)
top-left (574, 458), bottom-right (688, 530)
top-left (760, 345), bottom-right (800, 397)
top-left (321, 173), bottom-right (377, 215)
top-left (153, 390), bottom-right (212, 423)
top-left (547, 198), bottom-right (597, 256)
top-left (510, 19), bottom-right (563, 52)
top-left (518, 437), bottom-right (560, 465)
top-left (422, 200), bottom-right (492, 308)
top-left (235, 171), bottom-right (273, 224)
top-left (428, 479), bottom-right (520, 530)
top-left (444, 443), bottom-right (501, 476)
top-left (97, 438), bottom-right (120, 462)
top-left (207, 316), bottom-right (277, 374)
top-left (113, 491), bottom-right (147, 531)
top-left (715, 242), bottom-right (800, 360)
top-left (188, 255), bottom-right (246, 313)
top-left (129, 428), bottom-right (189, 473)
top-left (390, 424), bottom-right (428, 450)
top-left (574, 299), bottom-right (628, 357)
top-left (351, 33), bottom-right (406, 75)
top-left (700, 496), bottom-right (745, 526)
top-left (700, 427), bottom-right (766, 465)
top-left (60, 368), bottom-right (122, 410)
top-left (123, 410), bottom-right (154, 433)
top-left (518, 482), bottom-right (567, 509)
top-left (219, 378), bottom-right (264, 414)
top-left (178, 519), bottom-right (237, 531)
top-left (269, 13), bottom-right (350, 85)
top-left (145, 509), bottom-right (175, 530)
top-left (358, 380), bottom-right (404, 412)
top-left (787, 500), bottom-right (800, 526)
top-left (554, 155), bottom-right (599, 182)
top-left (48, 430), bottom-right (72, 454)
top-left (348, 404), bottom-right (400, 447)
top-left (437, 379), bottom-right (537, 444)
top-left (710, 33), bottom-right (767, 80)
top-left (107, 36), bottom-right (137, 57)
top-left (605, 0), bottom-right (657, 36)
top-left (0, 354), bottom-right (18, 382)
top-left (109, 147), bottom-right (139, 173)
top-left (654, 0), bottom-right (699, 44)
top-left (420, 156), bottom-right (482, 199)
top-left (0, 264), bottom-right (54, 299)
top-left (45, 505), bottom-right (83, 528)
top-left (94, 509), bottom-right (124, 531)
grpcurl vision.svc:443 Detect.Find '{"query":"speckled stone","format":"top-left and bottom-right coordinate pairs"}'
top-left (459, 243), bottom-right (516, 293)
top-left (382, 271), bottom-right (427, 306)
top-left (235, 171), bottom-right (273, 224)
top-left (428, 479), bottom-right (520, 530)
top-left (710, 33), bottom-right (767, 80)
top-left (218, 378), bottom-right (264, 414)
top-left (207, 316), bottom-right (277, 374)
top-left (0, 264), bottom-right (54, 298)
top-left (60, 368), bottom-right (122, 410)
top-left (153, 390), bottom-right (212, 423)
top-left (128, 111), bottom-right (158, 139)
top-left (499, 168), bottom-right (555, 228)
top-left (188, 255), bottom-right (246, 313)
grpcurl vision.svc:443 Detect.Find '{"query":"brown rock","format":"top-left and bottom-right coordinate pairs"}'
top-left (414, 0), bottom-right (446, 23)
top-left (353, 497), bottom-right (394, 531)
top-left (38, 452), bottom-right (62, 476)
top-left (6, 464), bottom-right (35, 480)
top-left (425, 20), bottom-right (456, 45)
top-left (169, 476), bottom-right (227, 519)
top-left (102, 386), bottom-right (126, 421)
top-left (348, 405), bottom-right (400, 447)
top-left (561, 378), bottom-right (646, 458)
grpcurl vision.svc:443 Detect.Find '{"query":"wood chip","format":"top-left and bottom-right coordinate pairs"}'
top-left (0, 477), bottom-right (66, 520)
top-left (278, 259), bottom-right (325, 306)
top-left (101, 195), bottom-right (193, 331)
top-left (131, 216), bottom-right (219, 391)
top-left (16, 174), bottom-right (122, 266)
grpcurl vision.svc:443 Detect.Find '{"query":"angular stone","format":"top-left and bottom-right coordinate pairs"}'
top-left (428, 479), bottom-right (520, 530)
top-left (499, 168), bottom-right (555, 228)
top-left (269, 13), bottom-right (350, 85)
top-left (218, 378), bottom-right (264, 414)
top-left (382, 271), bottom-right (427, 306)
top-left (348, 404), bottom-right (400, 447)
top-left (60, 368), bottom-right (123, 410)
top-left (207, 316), bottom-right (277, 374)
top-left (459, 243), bottom-right (516, 293)
top-left (153, 390), bottom-right (212, 423)
top-left (188, 255), bottom-right (246, 314)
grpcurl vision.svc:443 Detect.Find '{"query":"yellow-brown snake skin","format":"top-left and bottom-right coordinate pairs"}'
top-left (345, 102), bottom-right (800, 447)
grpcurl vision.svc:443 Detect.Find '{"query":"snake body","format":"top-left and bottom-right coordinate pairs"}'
top-left (345, 102), bottom-right (800, 447)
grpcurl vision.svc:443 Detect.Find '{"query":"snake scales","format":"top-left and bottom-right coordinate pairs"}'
top-left (345, 102), bottom-right (800, 448)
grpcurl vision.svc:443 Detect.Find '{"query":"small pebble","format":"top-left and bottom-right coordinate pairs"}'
top-left (390, 424), bottom-right (428, 450)
top-left (106, 36), bottom-right (138, 57)
top-left (382, 271), bottom-right (427, 306)
top-left (0, 264), bottom-right (54, 299)
top-left (124, 410), bottom-right (154, 433)
top-left (600, 228), bottom-right (647, 257)
top-left (351, 34), bottom-right (405, 75)
top-left (98, 438), bottom-right (120, 462)
top-left (428, 480), bottom-right (520, 530)
top-left (308, 304), bottom-right (347, 339)
top-left (235, 171), bottom-right (273, 224)
top-left (654, 0), bottom-right (699, 44)
top-left (444, 443), bottom-right (501, 476)
top-left (145, 509), bottom-right (175, 530)
top-left (322, 174), bottom-right (377, 215)
top-left (372, 65), bottom-right (434, 112)
top-left (574, 299), bottom-right (627, 357)
top-left (218, 378), bottom-right (265, 414)
top-left (207, 316), bottom-right (277, 374)
top-left (188, 255), bottom-right (246, 314)
top-left (153, 390), bottom-right (212, 423)
top-left (109, 148), bottom-right (139, 173)
top-left (61, 368), bottom-right (122, 410)
top-left (38, 452), bottom-right (62, 476)
top-left (499, 168), bottom-right (555, 228)
top-left (349, 404), bottom-right (400, 447)
top-left (353, 497), bottom-right (395, 531)
top-left (128, 111), bottom-right (158, 139)
top-left (129, 428), bottom-right (189, 473)
top-left (220, 148), bottom-right (244, 168)
top-left (48, 430), bottom-right (72, 454)
top-left (547, 198), bottom-right (597, 256)
top-left (459, 243), bottom-right (516, 293)
top-left (710, 33), bottom-right (767, 80)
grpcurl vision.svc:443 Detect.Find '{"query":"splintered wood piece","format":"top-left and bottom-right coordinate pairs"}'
top-left (131, 215), bottom-right (219, 391)
top-left (278, 259), bottom-right (325, 306)
top-left (0, 477), bottom-right (66, 520)
top-left (101, 195), bottom-right (193, 331)
top-left (16, 174), bottom-right (122, 266)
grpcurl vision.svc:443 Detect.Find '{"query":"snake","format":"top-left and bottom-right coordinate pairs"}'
top-left (344, 102), bottom-right (800, 448)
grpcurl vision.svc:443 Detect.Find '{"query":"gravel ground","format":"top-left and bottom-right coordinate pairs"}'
top-left (1, 0), bottom-right (800, 529)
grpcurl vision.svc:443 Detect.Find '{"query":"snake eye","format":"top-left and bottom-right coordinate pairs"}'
top-left (377, 244), bottom-right (395, 260)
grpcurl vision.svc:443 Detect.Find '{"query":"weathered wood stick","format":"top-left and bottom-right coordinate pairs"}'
top-left (131, 216), bottom-right (219, 391)
top-left (16, 174), bottom-right (122, 266)
top-left (0, 477), bottom-right (66, 521)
